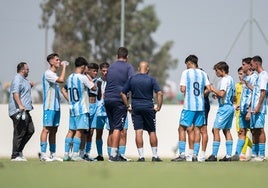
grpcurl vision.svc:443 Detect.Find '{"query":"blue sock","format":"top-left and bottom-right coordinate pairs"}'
top-left (107, 147), bottom-right (111, 157)
top-left (178, 141), bottom-right (186, 155)
top-left (235, 139), bottom-right (245, 155)
top-left (40, 142), bottom-right (47, 153)
top-left (118, 145), bottom-right (126, 156)
top-left (212, 141), bottom-right (220, 156)
top-left (226, 140), bottom-right (233, 157)
top-left (252, 144), bottom-right (257, 156)
top-left (50, 143), bottom-right (56, 153)
top-left (85, 141), bottom-right (92, 153)
top-left (96, 139), bottom-right (103, 156)
top-left (193, 143), bottom-right (200, 156)
top-left (259, 143), bottom-right (265, 157)
top-left (65, 137), bottom-right (72, 153)
top-left (72, 137), bottom-right (81, 153)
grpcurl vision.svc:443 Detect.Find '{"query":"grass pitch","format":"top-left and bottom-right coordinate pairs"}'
top-left (0, 158), bottom-right (268, 188)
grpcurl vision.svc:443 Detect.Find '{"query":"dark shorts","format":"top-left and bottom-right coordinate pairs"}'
top-left (132, 107), bottom-right (156, 132)
top-left (104, 100), bottom-right (127, 130)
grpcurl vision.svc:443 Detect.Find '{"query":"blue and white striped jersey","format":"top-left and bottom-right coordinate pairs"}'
top-left (180, 68), bottom-right (210, 111)
top-left (240, 72), bottom-right (258, 113)
top-left (42, 69), bottom-right (60, 111)
top-left (251, 71), bottom-right (268, 114)
top-left (66, 73), bottom-right (94, 116)
top-left (217, 75), bottom-right (235, 106)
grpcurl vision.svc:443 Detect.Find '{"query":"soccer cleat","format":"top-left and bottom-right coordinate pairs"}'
top-left (186, 154), bottom-right (193, 162)
top-left (108, 155), bottom-right (121, 162)
top-left (205, 155), bottom-right (217, 162)
top-left (137, 157), bottom-right (145, 162)
top-left (250, 156), bottom-right (265, 162)
top-left (197, 155), bottom-right (205, 162)
top-left (40, 155), bottom-right (53, 162)
top-left (152, 157), bottom-right (162, 162)
top-left (83, 154), bottom-right (94, 161)
top-left (71, 156), bottom-right (84, 161)
top-left (63, 154), bottom-right (71, 161)
top-left (94, 155), bottom-right (104, 161)
top-left (120, 155), bottom-right (132, 161)
top-left (11, 156), bottom-right (27, 162)
top-left (192, 155), bottom-right (198, 162)
top-left (50, 156), bottom-right (63, 162)
top-left (19, 152), bottom-right (27, 161)
top-left (219, 156), bottom-right (231, 162)
top-left (230, 154), bottom-right (240, 161)
top-left (171, 155), bottom-right (186, 162)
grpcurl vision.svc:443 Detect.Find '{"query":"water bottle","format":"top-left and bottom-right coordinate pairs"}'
top-left (62, 61), bottom-right (69, 66)
top-left (21, 111), bottom-right (26, 120)
top-left (15, 109), bottom-right (22, 120)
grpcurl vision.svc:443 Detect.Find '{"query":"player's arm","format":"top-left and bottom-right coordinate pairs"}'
top-left (211, 86), bottom-right (226, 98)
top-left (56, 61), bottom-right (67, 83)
top-left (61, 85), bottom-right (68, 101)
top-left (253, 89), bottom-right (266, 114)
top-left (180, 85), bottom-right (186, 94)
top-left (154, 91), bottom-right (163, 112)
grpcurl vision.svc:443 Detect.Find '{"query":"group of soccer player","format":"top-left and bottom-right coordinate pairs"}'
top-left (172, 55), bottom-right (267, 162)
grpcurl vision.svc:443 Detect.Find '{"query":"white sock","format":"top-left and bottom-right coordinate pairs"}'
top-left (188, 149), bottom-right (193, 156)
top-left (151, 147), bottom-right (158, 158)
top-left (199, 151), bottom-right (205, 157)
top-left (138, 148), bottom-right (144, 158)
top-left (111, 147), bottom-right (118, 157)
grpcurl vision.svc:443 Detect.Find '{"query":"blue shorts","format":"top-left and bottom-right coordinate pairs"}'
top-left (132, 108), bottom-right (156, 132)
top-left (69, 113), bottom-right (89, 130)
top-left (179, 110), bottom-right (205, 127)
top-left (89, 103), bottom-right (98, 128)
top-left (43, 110), bottom-right (60, 127)
top-left (91, 116), bottom-right (108, 129)
top-left (239, 112), bottom-right (250, 129)
top-left (105, 116), bottom-right (128, 130)
top-left (214, 105), bottom-right (234, 129)
top-left (104, 100), bottom-right (127, 130)
top-left (250, 113), bottom-right (265, 129)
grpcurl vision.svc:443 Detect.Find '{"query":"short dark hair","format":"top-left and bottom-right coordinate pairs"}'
top-left (17, 62), bottom-right (27, 73)
top-left (99, 62), bottom-right (110, 69)
top-left (47, 53), bottom-right (59, 62)
top-left (252, 55), bottom-right (262, 64)
top-left (75, 57), bottom-right (88, 67)
top-left (185, 54), bottom-right (198, 66)
top-left (214, 61), bottom-right (229, 74)
top-left (238, 66), bottom-right (243, 72)
top-left (87, 62), bottom-right (99, 70)
top-left (242, 57), bottom-right (252, 64)
top-left (117, 47), bottom-right (128, 59)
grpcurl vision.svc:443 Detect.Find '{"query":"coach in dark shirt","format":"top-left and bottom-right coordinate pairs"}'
top-left (121, 61), bottom-right (163, 162)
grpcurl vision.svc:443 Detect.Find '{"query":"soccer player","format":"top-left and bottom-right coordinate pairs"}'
top-left (206, 61), bottom-right (235, 161)
top-left (39, 53), bottom-right (67, 161)
top-left (82, 62), bottom-right (99, 161)
top-left (104, 47), bottom-right (135, 161)
top-left (231, 58), bottom-right (255, 161)
top-left (121, 61), bottom-right (163, 162)
top-left (171, 55), bottom-right (211, 162)
top-left (62, 57), bottom-right (96, 161)
top-left (249, 55), bottom-right (267, 161)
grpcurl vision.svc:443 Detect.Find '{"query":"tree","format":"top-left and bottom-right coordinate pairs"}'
top-left (40, 0), bottom-right (178, 86)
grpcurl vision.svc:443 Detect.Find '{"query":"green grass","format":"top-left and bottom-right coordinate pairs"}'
top-left (0, 158), bottom-right (268, 188)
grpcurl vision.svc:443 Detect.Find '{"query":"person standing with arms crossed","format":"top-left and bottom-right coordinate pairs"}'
top-left (171, 55), bottom-right (211, 162)
top-left (121, 61), bottom-right (163, 162)
top-left (39, 53), bottom-right (67, 161)
top-left (9, 62), bottom-right (35, 161)
top-left (104, 47), bottom-right (135, 161)
top-left (249, 55), bottom-right (267, 161)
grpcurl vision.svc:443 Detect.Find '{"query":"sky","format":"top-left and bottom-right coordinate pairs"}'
top-left (1, 0), bottom-right (268, 90)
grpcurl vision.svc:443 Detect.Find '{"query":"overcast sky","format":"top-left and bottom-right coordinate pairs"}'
top-left (1, 0), bottom-right (268, 89)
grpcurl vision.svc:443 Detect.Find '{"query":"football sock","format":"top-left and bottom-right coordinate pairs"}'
top-left (85, 141), bottom-right (92, 154)
top-left (118, 145), bottom-right (126, 156)
top-left (212, 141), bottom-right (220, 156)
top-left (111, 147), bottom-right (118, 157)
top-left (259, 143), bottom-right (265, 157)
top-left (40, 142), bottom-right (47, 153)
top-left (226, 140), bottom-right (233, 157)
top-left (73, 137), bottom-right (81, 153)
top-left (107, 147), bottom-right (111, 157)
top-left (138, 148), bottom-right (144, 158)
top-left (96, 139), bottom-right (103, 156)
top-left (178, 141), bottom-right (186, 155)
top-left (235, 139), bottom-right (245, 155)
top-left (49, 143), bottom-right (56, 153)
top-left (151, 147), bottom-right (158, 158)
top-left (193, 143), bottom-right (200, 156)
top-left (64, 137), bottom-right (73, 153)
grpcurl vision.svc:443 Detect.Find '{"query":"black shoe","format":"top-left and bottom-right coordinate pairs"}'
top-left (230, 154), bottom-right (239, 161)
top-left (83, 154), bottom-right (94, 161)
top-left (94, 155), bottom-right (104, 161)
top-left (109, 155), bottom-right (120, 162)
top-left (171, 155), bottom-right (186, 162)
top-left (192, 155), bottom-right (198, 162)
top-left (152, 157), bottom-right (162, 162)
top-left (219, 156), bottom-right (231, 162)
top-left (205, 155), bottom-right (217, 162)
top-left (137, 157), bottom-right (145, 162)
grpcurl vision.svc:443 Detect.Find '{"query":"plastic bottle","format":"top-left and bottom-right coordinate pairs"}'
top-left (15, 109), bottom-right (22, 120)
top-left (21, 111), bottom-right (26, 120)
